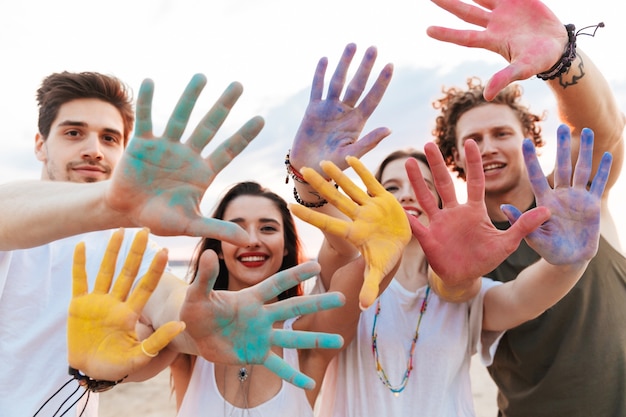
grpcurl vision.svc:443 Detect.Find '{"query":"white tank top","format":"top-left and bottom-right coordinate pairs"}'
top-left (177, 317), bottom-right (314, 417)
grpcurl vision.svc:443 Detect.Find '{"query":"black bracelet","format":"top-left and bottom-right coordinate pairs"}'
top-left (537, 22), bottom-right (605, 81)
top-left (293, 186), bottom-right (328, 208)
top-left (69, 366), bottom-right (126, 392)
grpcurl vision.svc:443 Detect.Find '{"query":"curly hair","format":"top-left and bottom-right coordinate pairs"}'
top-left (432, 77), bottom-right (545, 179)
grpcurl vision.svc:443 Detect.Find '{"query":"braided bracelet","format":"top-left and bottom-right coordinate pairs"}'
top-left (537, 22), bottom-right (605, 81)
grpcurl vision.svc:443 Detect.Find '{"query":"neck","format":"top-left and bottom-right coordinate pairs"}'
top-left (485, 181), bottom-right (535, 222)
top-left (395, 238), bottom-right (429, 291)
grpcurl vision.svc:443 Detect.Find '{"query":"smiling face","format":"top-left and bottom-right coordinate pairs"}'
top-left (452, 103), bottom-right (529, 198)
top-left (379, 157), bottom-right (439, 228)
top-left (35, 98), bottom-right (125, 183)
top-left (220, 195), bottom-right (288, 292)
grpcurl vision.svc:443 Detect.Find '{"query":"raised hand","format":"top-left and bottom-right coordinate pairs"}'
top-left (289, 156), bottom-right (411, 309)
top-left (427, 0), bottom-right (567, 100)
top-left (181, 250), bottom-right (345, 390)
top-left (107, 75), bottom-right (263, 245)
top-left (68, 228), bottom-right (185, 382)
top-left (288, 43), bottom-right (393, 175)
top-left (502, 125), bottom-right (611, 264)
top-left (406, 140), bottom-right (551, 289)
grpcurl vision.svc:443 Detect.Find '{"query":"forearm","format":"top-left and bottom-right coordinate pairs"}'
top-left (293, 180), bottom-right (359, 286)
top-left (142, 272), bottom-right (200, 356)
top-left (302, 257), bottom-right (386, 355)
top-left (0, 180), bottom-right (130, 250)
top-left (483, 259), bottom-right (589, 331)
top-left (547, 49), bottom-right (625, 187)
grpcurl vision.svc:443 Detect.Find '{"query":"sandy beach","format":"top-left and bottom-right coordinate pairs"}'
top-left (99, 355), bottom-right (498, 416)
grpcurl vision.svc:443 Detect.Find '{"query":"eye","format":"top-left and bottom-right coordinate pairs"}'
top-left (261, 225), bottom-right (279, 233)
top-left (384, 185), bottom-right (399, 193)
top-left (102, 134), bottom-right (121, 144)
top-left (465, 135), bottom-right (481, 144)
top-left (66, 129), bottom-right (82, 138)
top-left (495, 129), bottom-right (513, 139)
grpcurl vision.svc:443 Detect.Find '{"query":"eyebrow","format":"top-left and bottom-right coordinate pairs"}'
top-left (462, 124), bottom-right (514, 139)
top-left (228, 217), bottom-right (281, 225)
top-left (57, 120), bottom-right (122, 137)
top-left (383, 177), bottom-right (435, 188)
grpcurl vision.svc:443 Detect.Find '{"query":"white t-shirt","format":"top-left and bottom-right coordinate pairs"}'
top-left (177, 317), bottom-right (314, 417)
top-left (0, 229), bottom-right (162, 417)
top-left (315, 278), bottom-right (503, 417)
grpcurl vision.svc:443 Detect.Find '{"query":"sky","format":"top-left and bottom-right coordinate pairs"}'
top-left (1, 0), bottom-right (625, 260)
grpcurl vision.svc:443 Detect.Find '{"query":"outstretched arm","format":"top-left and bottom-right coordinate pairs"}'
top-left (0, 75), bottom-right (261, 250)
top-left (406, 139), bottom-right (551, 301)
top-left (289, 156), bottom-right (408, 399)
top-left (502, 125), bottom-right (612, 265)
top-left (427, 0), bottom-right (624, 192)
top-left (289, 43), bottom-right (393, 175)
top-left (290, 156), bottom-right (410, 310)
top-left (484, 125), bottom-right (611, 331)
top-left (287, 43), bottom-right (394, 286)
top-left (68, 228), bottom-right (186, 382)
top-left (69, 228), bottom-right (345, 390)
top-left (175, 252), bottom-right (345, 390)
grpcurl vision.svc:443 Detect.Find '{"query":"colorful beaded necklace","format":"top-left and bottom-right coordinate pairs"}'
top-left (371, 285), bottom-right (431, 397)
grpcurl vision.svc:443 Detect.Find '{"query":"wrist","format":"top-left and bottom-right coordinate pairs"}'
top-left (537, 22), bottom-right (604, 81)
top-left (292, 181), bottom-right (329, 208)
top-left (286, 150), bottom-right (335, 208)
top-left (428, 270), bottom-right (481, 303)
top-left (69, 366), bottom-right (126, 392)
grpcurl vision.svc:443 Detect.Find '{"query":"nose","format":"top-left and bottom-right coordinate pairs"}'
top-left (246, 229), bottom-right (261, 248)
top-left (398, 184), bottom-right (416, 204)
top-left (477, 136), bottom-right (497, 156)
top-left (81, 134), bottom-right (104, 161)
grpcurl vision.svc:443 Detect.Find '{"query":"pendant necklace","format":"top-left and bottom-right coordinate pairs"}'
top-left (224, 365), bottom-right (254, 416)
top-left (371, 285), bottom-right (431, 397)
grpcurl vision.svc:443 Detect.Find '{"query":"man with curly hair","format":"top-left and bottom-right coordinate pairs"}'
top-left (428, 0), bottom-right (626, 416)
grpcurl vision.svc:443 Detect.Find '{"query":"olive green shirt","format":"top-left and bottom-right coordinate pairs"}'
top-left (486, 225), bottom-right (626, 417)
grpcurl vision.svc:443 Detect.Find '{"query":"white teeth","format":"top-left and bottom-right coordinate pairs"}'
top-left (406, 209), bottom-right (419, 217)
top-left (240, 256), bottom-right (265, 262)
top-left (483, 163), bottom-right (503, 171)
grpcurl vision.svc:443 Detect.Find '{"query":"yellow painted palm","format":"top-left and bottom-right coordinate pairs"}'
top-left (68, 228), bottom-right (185, 382)
top-left (290, 156), bottom-right (410, 309)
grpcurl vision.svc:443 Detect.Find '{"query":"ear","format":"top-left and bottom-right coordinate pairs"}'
top-left (283, 248), bottom-right (288, 257)
top-left (34, 133), bottom-right (47, 162)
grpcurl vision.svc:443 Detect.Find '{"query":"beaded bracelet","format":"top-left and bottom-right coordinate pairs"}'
top-left (292, 186), bottom-right (329, 208)
top-left (286, 150), bottom-right (339, 208)
top-left (285, 151), bottom-right (308, 184)
top-left (537, 22), bottom-right (605, 81)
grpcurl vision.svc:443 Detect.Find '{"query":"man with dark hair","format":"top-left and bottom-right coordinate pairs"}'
top-left (0, 72), bottom-right (343, 416)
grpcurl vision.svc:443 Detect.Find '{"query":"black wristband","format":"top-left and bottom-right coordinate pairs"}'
top-left (293, 186), bottom-right (328, 208)
top-left (536, 22), bottom-right (605, 81)
top-left (69, 366), bottom-right (126, 392)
